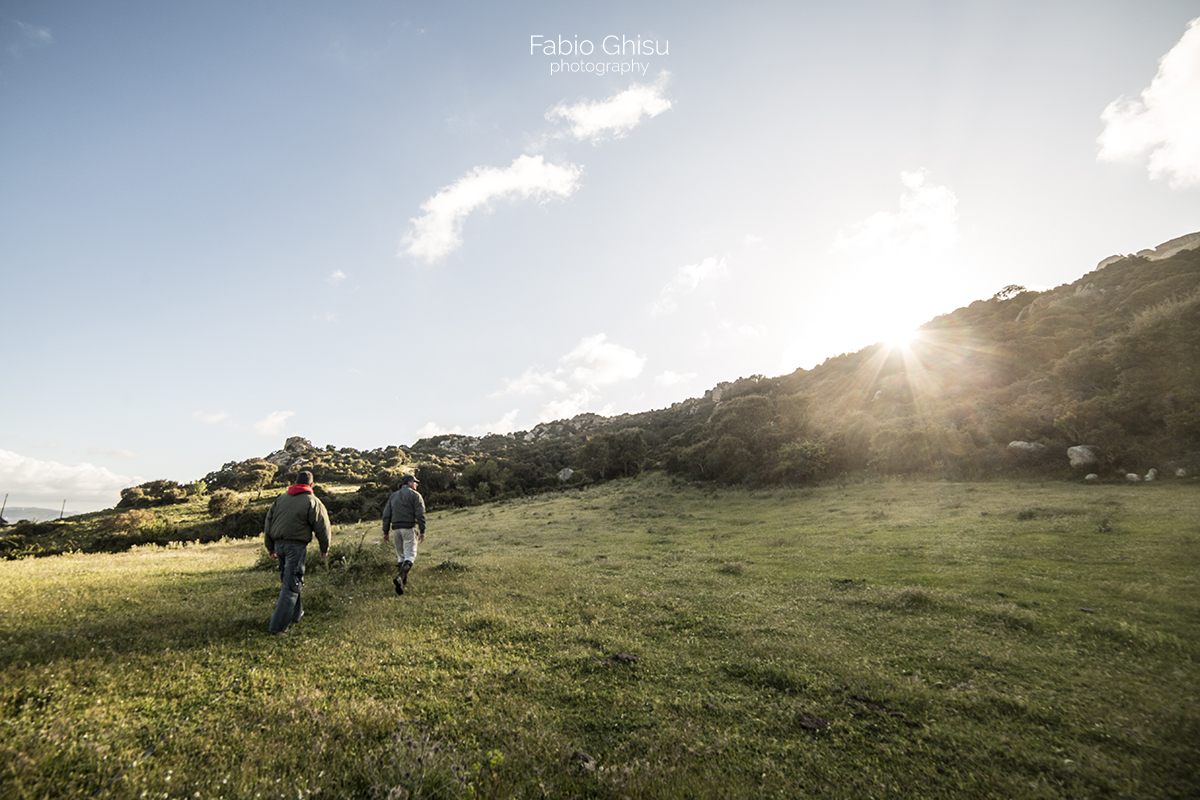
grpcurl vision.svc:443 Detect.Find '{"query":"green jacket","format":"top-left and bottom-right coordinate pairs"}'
top-left (263, 487), bottom-right (331, 554)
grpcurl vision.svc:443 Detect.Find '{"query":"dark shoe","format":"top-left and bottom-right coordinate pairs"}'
top-left (393, 573), bottom-right (404, 596)
top-left (270, 626), bottom-right (291, 636)
top-left (400, 560), bottom-right (413, 587)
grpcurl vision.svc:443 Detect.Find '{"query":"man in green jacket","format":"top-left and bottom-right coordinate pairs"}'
top-left (263, 470), bottom-right (331, 634)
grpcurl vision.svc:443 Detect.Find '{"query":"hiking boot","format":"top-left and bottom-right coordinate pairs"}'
top-left (400, 560), bottom-right (413, 587)
top-left (393, 573), bottom-right (405, 596)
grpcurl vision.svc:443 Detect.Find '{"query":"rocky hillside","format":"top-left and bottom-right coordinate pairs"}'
top-left (190, 231), bottom-right (1200, 501)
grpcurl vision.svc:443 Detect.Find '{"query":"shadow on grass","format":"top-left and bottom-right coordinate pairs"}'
top-left (1, 545), bottom-right (404, 669)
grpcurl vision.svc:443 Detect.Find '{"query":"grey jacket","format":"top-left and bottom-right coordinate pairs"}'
top-left (381, 485), bottom-right (426, 534)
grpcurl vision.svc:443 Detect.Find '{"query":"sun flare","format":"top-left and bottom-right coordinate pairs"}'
top-left (883, 329), bottom-right (919, 351)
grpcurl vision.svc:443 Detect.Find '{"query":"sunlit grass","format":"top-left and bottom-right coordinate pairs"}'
top-left (1, 475), bottom-right (1198, 798)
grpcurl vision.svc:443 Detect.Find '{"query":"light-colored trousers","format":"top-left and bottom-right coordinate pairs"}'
top-left (391, 526), bottom-right (418, 564)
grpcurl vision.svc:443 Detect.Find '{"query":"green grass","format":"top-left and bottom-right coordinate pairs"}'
top-left (1, 475), bottom-right (1198, 798)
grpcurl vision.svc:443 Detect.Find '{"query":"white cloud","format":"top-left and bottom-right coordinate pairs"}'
top-left (10, 22), bottom-right (53, 57)
top-left (327, 270), bottom-right (346, 283)
top-left (563, 334), bottom-right (646, 387)
top-left (546, 77), bottom-right (672, 142)
top-left (493, 335), bottom-right (645, 425)
top-left (491, 367), bottom-right (569, 397)
top-left (1097, 17), bottom-right (1200, 188)
top-left (0, 449), bottom-right (139, 507)
top-left (652, 255), bottom-right (729, 316)
top-left (254, 410), bottom-right (294, 437)
top-left (415, 421), bottom-right (463, 439)
top-left (476, 408), bottom-right (521, 435)
top-left (192, 411), bottom-right (230, 425)
top-left (831, 170), bottom-right (959, 252)
top-left (676, 256), bottom-right (728, 289)
top-left (400, 154), bottom-right (582, 262)
top-left (538, 391), bottom-right (603, 423)
top-left (495, 334), bottom-right (645, 396)
top-left (655, 370), bottom-right (696, 387)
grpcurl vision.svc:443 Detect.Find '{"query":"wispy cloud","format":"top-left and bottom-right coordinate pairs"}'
top-left (831, 170), bottom-right (958, 252)
top-left (327, 270), bottom-right (346, 283)
top-left (0, 449), bottom-right (138, 505)
top-left (651, 255), bottom-right (729, 316)
top-left (493, 334), bottom-right (645, 425)
top-left (655, 370), bottom-right (696, 387)
top-left (254, 410), bottom-right (294, 437)
top-left (729, 322), bottom-right (765, 338)
top-left (492, 367), bottom-right (570, 397)
top-left (415, 421), bottom-right (463, 439)
top-left (400, 155), bottom-right (582, 262)
top-left (537, 390), bottom-right (604, 423)
top-left (478, 408), bottom-right (521, 435)
top-left (563, 333), bottom-right (646, 387)
top-left (10, 21), bottom-right (53, 57)
top-left (192, 411), bottom-right (230, 425)
top-left (546, 76), bottom-right (672, 142)
top-left (1097, 17), bottom-right (1200, 188)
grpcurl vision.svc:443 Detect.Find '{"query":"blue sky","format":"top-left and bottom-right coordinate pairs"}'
top-left (2, 1), bottom-right (1198, 511)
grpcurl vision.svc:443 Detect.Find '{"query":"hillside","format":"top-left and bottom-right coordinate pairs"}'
top-left (3, 233), bottom-right (1198, 558)
top-left (392, 231), bottom-right (1200, 493)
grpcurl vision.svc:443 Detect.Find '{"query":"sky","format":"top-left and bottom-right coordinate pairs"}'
top-left (2, 1), bottom-right (1198, 512)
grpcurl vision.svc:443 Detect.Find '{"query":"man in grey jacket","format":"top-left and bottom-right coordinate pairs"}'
top-left (263, 470), bottom-right (331, 634)
top-left (381, 474), bottom-right (426, 596)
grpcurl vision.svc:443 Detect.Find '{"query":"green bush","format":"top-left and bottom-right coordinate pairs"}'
top-left (207, 489), bottom-right (246, 518)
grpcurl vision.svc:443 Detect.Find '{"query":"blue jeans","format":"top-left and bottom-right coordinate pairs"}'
top-left (269, 541), bottom-right (307, 633)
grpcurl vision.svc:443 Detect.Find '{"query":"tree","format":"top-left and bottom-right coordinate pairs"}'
top-left (234, 460), bottom-right (278, 497)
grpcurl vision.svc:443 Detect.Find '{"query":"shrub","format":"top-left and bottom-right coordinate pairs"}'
top-left (221, 506), bottom-right (266, 540)
top-left (116, 480), bottom-right (189, 508)
top-left (775, 440), bottom-right (829, 483)
top-left (208, 489), bottom-right (246, 518)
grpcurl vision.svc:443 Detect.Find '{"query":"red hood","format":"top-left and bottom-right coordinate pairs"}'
top-left (287, 484), bottom-right (313, 495)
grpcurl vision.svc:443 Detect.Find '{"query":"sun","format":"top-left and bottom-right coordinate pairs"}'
top-left (883, 329), bottom-right (919, 351)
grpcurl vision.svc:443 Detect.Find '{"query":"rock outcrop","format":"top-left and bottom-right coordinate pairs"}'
top-left (1068, 445), bottom-right (1099, 468)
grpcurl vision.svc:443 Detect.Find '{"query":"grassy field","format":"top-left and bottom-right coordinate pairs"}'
top-left (1, 475), bottom-right (1197, 799)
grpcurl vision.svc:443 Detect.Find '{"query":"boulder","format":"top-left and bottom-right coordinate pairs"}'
top-left (1126, 473), bottom-right (1141, 482)
top-left (1008, 441), bottom-right (1046, 454)
top-left (284, 436), bottom-right (314, 453)
top-left (1068, 445), bottom-right (1099, 467)
top-left (1085, 473), bottom-right (1099, 481)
